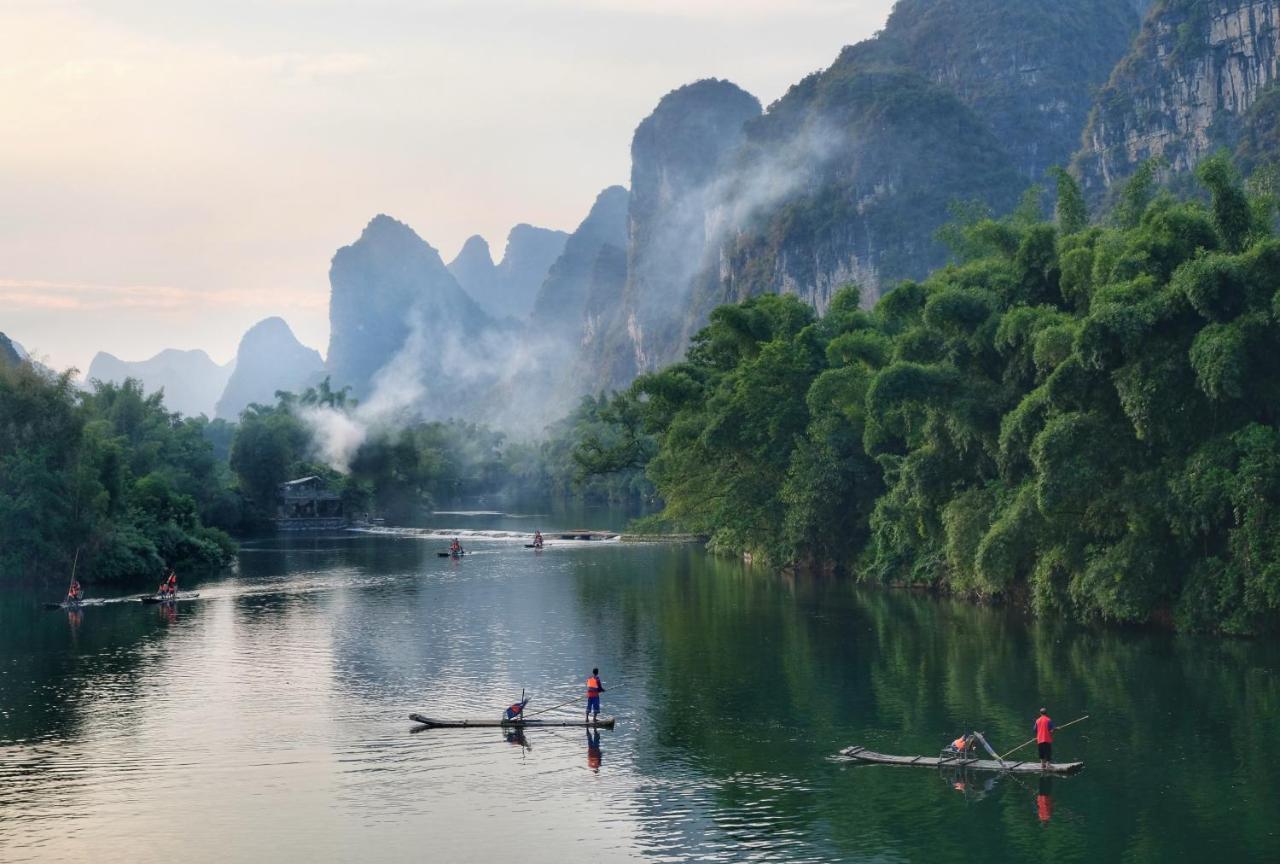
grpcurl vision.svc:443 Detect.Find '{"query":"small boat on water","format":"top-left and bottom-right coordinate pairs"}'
top-left (840, 745), bottom-right (1083, 775)
top-left (139, 591), bottom-right (200, 604)
top-left (409, 713), bottom-right (615, 729)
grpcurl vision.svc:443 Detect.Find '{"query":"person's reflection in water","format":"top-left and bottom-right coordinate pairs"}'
top-left (1037, 776), bottom-right (1054, 823)
top-left (504, 730), bottom-right (531, 751)
top-left (586, 728), bottom-right (602, 773)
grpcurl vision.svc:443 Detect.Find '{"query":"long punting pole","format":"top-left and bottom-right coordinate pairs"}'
top-left (1000, 714), bottom-right (1090, 761)
top-left (524, 681), bottom-right (624, 719)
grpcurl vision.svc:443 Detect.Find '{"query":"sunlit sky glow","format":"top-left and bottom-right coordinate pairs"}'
top-left (2, 0), bottom-right (895, 373)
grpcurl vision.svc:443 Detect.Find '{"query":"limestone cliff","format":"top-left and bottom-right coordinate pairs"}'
top-left (589, 80), bottom-right (761, 388)
top-left (587, 1), bottom-right (1144, 389)
top-left (1077, 0), bottom-right (1280, 194)
top-left (871, 0), bottom-right (1142, 180)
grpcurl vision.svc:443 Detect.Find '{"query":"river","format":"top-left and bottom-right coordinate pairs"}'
top-left (1, 521), bottom-right (1277, 862)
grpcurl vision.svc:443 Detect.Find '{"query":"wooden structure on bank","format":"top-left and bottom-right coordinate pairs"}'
top-left (275, 476), bottom-right (346, 531)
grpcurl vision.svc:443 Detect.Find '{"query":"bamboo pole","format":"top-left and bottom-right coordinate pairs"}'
top-left (1000, 714), bottom-right (1089, 760)
top-left (525, 682), bottom-right (623, 718)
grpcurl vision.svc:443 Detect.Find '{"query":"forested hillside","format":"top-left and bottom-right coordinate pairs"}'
top-left (616, 160), bottom-right (1280, 634)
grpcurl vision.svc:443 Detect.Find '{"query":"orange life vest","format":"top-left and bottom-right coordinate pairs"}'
top-left (1035, 715), bottom-right (1054, 744)
top-left (586, 676), bottom-right (602, 698)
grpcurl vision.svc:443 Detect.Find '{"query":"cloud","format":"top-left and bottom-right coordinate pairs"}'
top-left (0, 278), bottom-right (326, 312)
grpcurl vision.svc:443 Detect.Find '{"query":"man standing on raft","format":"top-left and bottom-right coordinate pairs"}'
top-left (1035, 707), bottom-right (1055, 770)
top-left (586, 668), bottom-right (605, 723)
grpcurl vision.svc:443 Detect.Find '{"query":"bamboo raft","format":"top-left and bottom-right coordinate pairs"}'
top-left (409, 713), bottom-right (615, 729)
top-left (840, 745), bottom-right (1083, 775)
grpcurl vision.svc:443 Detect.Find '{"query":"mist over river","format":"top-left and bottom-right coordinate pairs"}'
top-left (2, 521), bottom-right (1277, 863)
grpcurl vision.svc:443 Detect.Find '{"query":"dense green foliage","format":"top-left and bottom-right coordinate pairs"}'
top-left (622, 158), bottom-right (1280, 633)
top-left (0, 365), bottom-right (236, 586)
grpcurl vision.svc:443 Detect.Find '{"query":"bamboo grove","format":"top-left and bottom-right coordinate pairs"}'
top-left (617, 157), bottom-right (1280, 634)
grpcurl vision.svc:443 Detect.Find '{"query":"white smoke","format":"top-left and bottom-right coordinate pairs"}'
top-left (301, 300), bottom-right (579, 474)
top-left (299, 405), bottom-right (367, 473)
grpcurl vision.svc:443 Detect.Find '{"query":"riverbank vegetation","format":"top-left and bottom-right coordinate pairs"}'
top-left (0, 366), bottom-right (236, 586)
top-left (611, 157), bottom-right (1280, 634)
top-left (0, 361), bottom-right (650, 587)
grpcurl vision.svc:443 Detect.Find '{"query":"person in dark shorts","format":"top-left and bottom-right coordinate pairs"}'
top-left (586, 668), bottom-right (604, 722)
top-left (1035, 707), bottom-right (1055, 769)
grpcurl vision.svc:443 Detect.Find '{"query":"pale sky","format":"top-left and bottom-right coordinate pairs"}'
top-left (1, 0), bottom-right (896, 374)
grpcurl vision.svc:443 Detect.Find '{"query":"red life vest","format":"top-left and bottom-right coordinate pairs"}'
top-left (1035, 715), bottom-right (1054, 744)
top-left (586, 676), bottom-right (602, 698)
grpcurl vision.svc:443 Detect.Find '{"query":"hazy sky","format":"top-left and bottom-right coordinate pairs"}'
top-left (2, 0), bottom-right (895, 373)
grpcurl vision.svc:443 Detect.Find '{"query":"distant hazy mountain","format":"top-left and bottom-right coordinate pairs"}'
top-left (532, 186), bottom-right (629, 334)
top-left (88, 348), bottom-right (234, 417)
top-left (215, 317), bottom-right (324, 420)
top-left (494, 225), bottom-right (569, 317)
top-left (326, 214), bottom-right (489, 403)
top-left (447, 235), bottom-right (500, 311)
top-left (449, 225), bottom-right (569, 319)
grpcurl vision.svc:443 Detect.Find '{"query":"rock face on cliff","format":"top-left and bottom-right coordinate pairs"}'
top-left (1077, 0), bottom-right (1280, 195)
top-left (326, 214), bottom-right (487, 400)
top-left (215, 317), bottom-right (324, 419)
top-left (586, 80), bottom-right (761, 389)
top-left (871, 0), bottom-right (1142, 180)
top-left (88, 349), bottom-right (234, 418)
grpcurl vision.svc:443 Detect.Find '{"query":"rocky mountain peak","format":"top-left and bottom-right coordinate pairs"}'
top-left (326, 214), bottom-right (484, 400)
top-left (215, 317), bottom-right (323, 419)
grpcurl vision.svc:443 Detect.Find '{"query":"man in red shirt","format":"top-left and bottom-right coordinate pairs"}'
top-left (1035, 707), bottom-right (1056, 770)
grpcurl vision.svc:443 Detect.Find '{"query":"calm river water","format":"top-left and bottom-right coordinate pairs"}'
top-left (2, 520), bottom-right (1278, 862)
